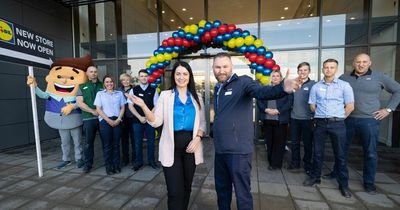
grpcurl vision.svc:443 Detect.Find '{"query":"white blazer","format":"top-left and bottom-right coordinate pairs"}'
top-left (148, 90), bottom-right (207, 167)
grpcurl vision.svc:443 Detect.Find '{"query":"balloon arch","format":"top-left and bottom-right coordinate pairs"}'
top-left (144, 20), bottom-right (280, 88)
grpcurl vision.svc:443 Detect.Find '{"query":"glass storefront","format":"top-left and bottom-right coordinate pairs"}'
top-left (74, 0), bottom-right (400, 145)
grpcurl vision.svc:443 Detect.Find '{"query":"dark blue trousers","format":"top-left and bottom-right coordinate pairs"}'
top-left (99, 118), bottom-right (121, 170)
top-left (311, 119), bottom-right (349, 188)
top-left (83, 119), bottom-right (99, 169)
top-left (133, 122), bottom-right (156, 166)
top-left (215, 153), bottom-right (253, 210)
top-left (290, 118), bottom-right (313, 171)
top-left (121, 117), bottom-right (135, 163)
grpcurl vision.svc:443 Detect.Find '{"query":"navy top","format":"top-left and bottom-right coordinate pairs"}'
top-left (173, 89), bottom-right (195, 131)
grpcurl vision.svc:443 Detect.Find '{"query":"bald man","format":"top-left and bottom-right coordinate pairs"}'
top-left (336, 53), bottom-right (400, 194)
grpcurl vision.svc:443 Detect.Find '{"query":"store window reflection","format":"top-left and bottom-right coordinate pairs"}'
top-left (78, 5), bottom-right (90, 57)
top-left (93, 2), bottom-right (116, 59)
top-left (273, 50), bottom-right (318, 81)
top-left (371, 0), bottom-right (398, 43)
top-left (321, 48), bottom-right (345, 77)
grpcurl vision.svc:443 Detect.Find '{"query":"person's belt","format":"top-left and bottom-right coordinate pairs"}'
top-left (315, 117), bottom-right (344, 122)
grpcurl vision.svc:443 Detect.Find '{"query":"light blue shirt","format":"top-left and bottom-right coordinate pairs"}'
top-left (309, 78), bottom-right (354, 118)
top-left (94, 90), bottom-right (126, 121)
top-left (173, 90), bottom-right (196, 131)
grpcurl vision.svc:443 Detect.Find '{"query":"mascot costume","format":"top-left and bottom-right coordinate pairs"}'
top-left (27, 55), bottom-right (93, 169)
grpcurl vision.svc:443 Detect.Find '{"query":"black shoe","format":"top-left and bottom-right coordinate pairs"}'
top-left (149, 162), bottom-right (160, 169)
top-left (106, 168), bottom-right (114, 175)
top-left (287, 164), bottom-right (300, 170)
top-left (303, 177), bottom-right (321, 186)
top-left (322, 172), bottom-right (336, 180)
top-left (268, 166), bottom-right (278, 171)
top-left (364, 184), bottom-right (377, 195)
top-left (132, 164), bottom-right (143, 171)
top-left (339, 186), bottom-right (352, 198)
top-left (115, 167), bottom-right (121, 174)
top-left (305, 170), bottom-right (311, 176)
top-left (83, 166), bottom-right (91, 173)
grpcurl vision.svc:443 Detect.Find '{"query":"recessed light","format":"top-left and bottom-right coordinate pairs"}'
top-left (308, 35), bottom-right (312, 37)
top-left (281, 16), bottom-right (285, 19)
top-left (284, 7), bottom-right (289, 10)
top-left (350, 17), bottom-right (356, 20)
top-left (326, 19), bottom-right (331, 22)
top-left (296, 22), bottom-right (300, 25)
top-left (310, 13), bottom-right (313, 17)
top-left (278, 24), bottom-right (282, 27)
top-left (308, 4), bottom-right (311, 7)
top-left (189, 17), bottom-right (193, 20)
top-left (162, 10), bottom-right (165, 14)
top-left (165, 33), bottom-right (168, 36)
top-left (178, 26), bottom-right (181, 29)
top-left (170, 19), bottom-right (175, 22)
top-left (182, 8), bottom-right (186, 11)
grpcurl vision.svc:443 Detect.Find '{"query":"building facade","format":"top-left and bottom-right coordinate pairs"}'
top-left (0, 0), bottom-right (399, 150)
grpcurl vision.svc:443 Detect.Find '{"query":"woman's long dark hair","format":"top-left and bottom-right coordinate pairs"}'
top-left (170, 61), bottom-right (201, 109)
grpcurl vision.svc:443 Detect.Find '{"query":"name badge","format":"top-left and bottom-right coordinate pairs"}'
top-left (303, 87), bottom-right (309, 91)
top-left (320, 88), bottom-right (326, 92)
top-left (83, 86), bottom-right (88, 89)
top-left (366, 78), bottom-right (371, 80)
top-left (139, 93), bottom-right (144, 96)
top-left (225, 91), bottom-right (232, 96)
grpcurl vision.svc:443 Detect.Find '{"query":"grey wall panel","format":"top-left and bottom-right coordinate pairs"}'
top-left (0, 74), bottom-right (28, 99)
top-left (0, 99), bottom-right (28, 125)
top-left (28, 122), bottom-right (59, 144)
top-left (0, 0), bottom-right (23, 23)
top-left (0, 123), bottom-right (29, 150)
top-left (0, 60), bottom-right (27, 75)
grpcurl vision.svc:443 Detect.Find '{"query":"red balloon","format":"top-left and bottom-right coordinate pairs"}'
top-left (190, 40), bottom-right (197, 46)
top-left (167, 37), bottom-right (175, 46)
top-left (162, 40), bottom-right (168, 47)
top-left (218, 24), bottom-right (228, 34)
top-left (175, 37), bottom-right (183, 46)
top-left (210, 28), bottom-right (219, 38)
top-left (182, 39), bottom-right (191, 48)
top-left (203, 32), bottom-right (212, 42)
top-left (148, 75), bottom-right (156, 83)
top-left (153, 71), bottom-right (161, 78)
top-left (272, 64), bottom-right (280, 71)
top-left (157, 68), bottom-right (165, 74)
top-left (264, 59), bottom-right (276, 68)
top-left (227, 24), bottom-right (236, 33)
top-left (245, 52), bottom-right (251, 58)
top-left (256, 56), bottom-right (266, 65)
top-left (236, 28), bottom-right (243, 33)
top-left (248, 53), bottom-right (258, 63)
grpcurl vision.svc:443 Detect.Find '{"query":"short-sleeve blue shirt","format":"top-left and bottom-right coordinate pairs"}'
top-left (173, 90), bottom-right (196, 131)
top-left (94, 90), bottom-right (126, 121)
top-left (308, 78), bottom-right (354, 118)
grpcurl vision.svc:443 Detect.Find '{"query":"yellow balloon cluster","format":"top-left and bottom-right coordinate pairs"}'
top-left (260, 76), bottom-right (270, 85)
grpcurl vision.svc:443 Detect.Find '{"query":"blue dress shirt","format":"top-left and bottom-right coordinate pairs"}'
top-left (173, 90), bottom-right (196, 131)
top-left (308, 78), bottom-right (354, 118)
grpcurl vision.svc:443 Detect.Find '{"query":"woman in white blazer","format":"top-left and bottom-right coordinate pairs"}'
top-left (127, 61), bottom-right (206, 210)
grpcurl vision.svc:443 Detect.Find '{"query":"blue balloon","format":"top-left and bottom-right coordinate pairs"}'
top-left (158, 47), bottom-right (165, 54)
top-left (172, 32), bottom-right (179, 38)
top-left (232, 30), bottom-right (241, 38)
top-left (248, 45), bottom-right (256, 53)
top-left (197, 27), bottom-right (205, 35)
top-left (263, 68), bottom-right (271, 75)
top-left (256, 46), bottom-right (266, 55)
top-left (222, 46), bottom-right (228, 51)
top-left (150, 64), bottom-right (157, 70)
top-left (193, 35), bottom-right (200, 43)
top-left (173, 46), bottom-right (180, 52)
top-left (150, 83), bottom-right (157, 88)
top-left (165, 46), bottom-right (173, 53)
top-left (156, 77), bottom-right (162, 83)
top-left (178, 29), bottom-right (185, 38)
top-left (164, 60), bottom-right (171, 66)
top-left (242, 30), bottom-right (250, 37)
top-left (265, 51), bottom-right (273, 59)
top-left (153, 50), bottom-right (159, 56)
top-left (185, 33), bottom-right (193, 40)
top-left (250, 62), bottom-right (257, 69)
top-left (204, 22), bottom-right (212, 31)
top-left (239, 45), bottom-right (247, 53)
top-left (213, 20), bottom-right (222, 28)
top-left (223, 33), bottom-right (232, 41)
top-left (215, 35), bottom-right (224, 43)
top-left (256, 65), bottom-right (264, 72)
top-left (146, 69), bottom-right (152, 74)
top-left (157, 62), bottom-right (164, 68)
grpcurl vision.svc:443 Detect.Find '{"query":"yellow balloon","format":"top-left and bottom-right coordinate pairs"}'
top-left (244, 35), bottom-right (255, 46)
top-left (223, 41), bottom-right (228, 46)
top-left (156, 87), bottom-right (161, 93)
top-left (235, 37), bottom-right (245, 48)
top-left (260, 76), bottom-right (270, 85)
top-left (254, 39), bottom-right (264, 48)
top-left (256, 73), bottom-right (263, 80)
top-left (164, 53), bottom-right (172, 61)
top-left (184, 25), bottom-right (190, 33)
top-left (227, 38), bottom-right (236, 49)
top-left (150, 56), bottom-right (158, 64)
top-left (190, 24), bottom-right (198, 34)
top-left (156, 54), bottom-right (165, 62)
top-left (199, 20), bottom-right (206, 28)
top-left (145, 60), bottom-right (151, 68)
top-left (171, 52), bottom-right (179, 58)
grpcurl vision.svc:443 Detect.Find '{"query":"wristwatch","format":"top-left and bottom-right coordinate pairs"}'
top-left (386, 108), bottom-right (392, 113)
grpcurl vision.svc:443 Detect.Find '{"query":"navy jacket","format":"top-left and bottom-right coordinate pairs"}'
top-left (257, 92), bottom-right (293, 124)
top-left (213, 74), bottom-right (287, 154)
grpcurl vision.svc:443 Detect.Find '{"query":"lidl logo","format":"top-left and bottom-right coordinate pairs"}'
top-left (0, 19), bottom-right (15, 45)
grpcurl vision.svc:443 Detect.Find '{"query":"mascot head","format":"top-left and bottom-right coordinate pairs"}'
top-left (46, 55), bottom-right (93, 96)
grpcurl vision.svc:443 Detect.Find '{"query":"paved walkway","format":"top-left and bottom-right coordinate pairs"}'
top-left (0, 137), bottom-right (400, 210)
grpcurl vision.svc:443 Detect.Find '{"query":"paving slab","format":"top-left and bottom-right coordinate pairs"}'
top-left (90, 176), bottom-right (124, 191)
top-left (44, 186), bottom-right (82, 201)
top-left (376, 183), bottom-right (400, 195)
top-left (120, 196), bottom-right (160, 210)
top-left (20, 183), bottom-right (59, 198)
top-left (387, 194), bottom-right (400, 205)
top-left (355, 192), bottom-right (396, 209)
top-left (112, 179), bottom-right (146, 195)
top-left (259, 182), bottom-right (288, 197)
top-left (0, 196), bottom-right (31, 210)
top-left (17, 200), bottom-right (53, 210)
top-left (130, 167), bottom-right (161, 182)
top-left (0, 180), bottom-right (38, 194)
top-left (66, 188), bottom-right (107, 207)
top-left (89, 192), bottom-right (131, 210)
top-left (259, 194), bottom-right (295, 210)
top-left (294, 199), bottom-right (329, 210)
top-left (319, 188), bottom-right (358, 205)
top-left (288, 185), bottom-right (323, 201)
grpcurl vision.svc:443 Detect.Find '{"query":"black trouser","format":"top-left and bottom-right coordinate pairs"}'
top-left (264, 120), bottom-right (287, 168)
top-left (163, 131), bottom-right (196, 210)
top-left (121, 117), bottom-right (135, 163)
